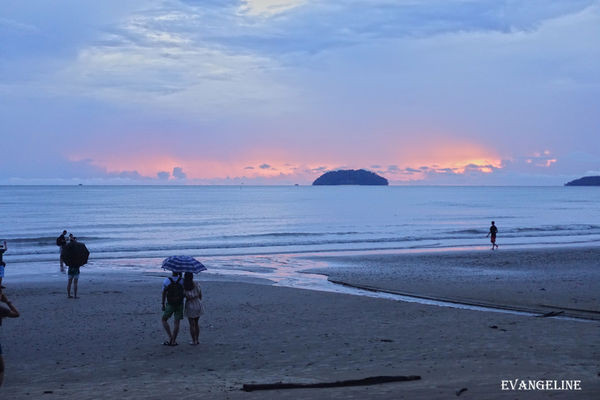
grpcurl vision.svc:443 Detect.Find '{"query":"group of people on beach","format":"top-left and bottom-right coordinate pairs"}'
top-left (57, 230), bottom-right (206, 346)
top-left (1, 221), bottom-right (498, 387)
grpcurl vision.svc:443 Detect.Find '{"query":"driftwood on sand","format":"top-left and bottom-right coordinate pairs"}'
top-left (242, 375), bottom-right (422, 392)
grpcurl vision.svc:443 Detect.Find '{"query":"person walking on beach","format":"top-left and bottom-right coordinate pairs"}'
top-left (162, 272), bottom-right (184, 346)
top-left (0, 291), bottom-right (20, 387)
top-left (0, 241), bottom-right (7, 289)
top-left (183, 272), bottom-right (204, 345)
top-left (486, 221), bottom-right (499, 250)
top-left (56, 230), bottom-right (67, 273)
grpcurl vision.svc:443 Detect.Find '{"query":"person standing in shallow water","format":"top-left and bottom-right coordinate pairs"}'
top-left (486, 221), bottom-right (499, 250)
top-left (183, 272), bottom-right (204, 345)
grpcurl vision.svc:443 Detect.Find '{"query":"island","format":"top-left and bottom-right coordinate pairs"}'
top-left (565, 176), bottom-right (600, 186)
top-left (312, 169), bottom-right (389, 186)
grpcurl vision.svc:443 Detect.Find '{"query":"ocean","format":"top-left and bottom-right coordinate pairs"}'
top-left (2, 185), bottom-right (599, 266)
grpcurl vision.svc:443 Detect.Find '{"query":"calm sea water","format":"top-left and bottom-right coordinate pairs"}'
top-left (1, 185), bottom-right (599, 264)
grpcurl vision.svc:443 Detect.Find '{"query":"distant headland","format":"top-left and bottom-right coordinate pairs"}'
top-left (312, 169), bottom-right (389, 186)
top-left (564, 176), bottom-right (600, 186)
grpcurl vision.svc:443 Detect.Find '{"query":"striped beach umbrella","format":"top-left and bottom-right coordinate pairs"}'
top-left (161, 255), bottom-right (207, 273)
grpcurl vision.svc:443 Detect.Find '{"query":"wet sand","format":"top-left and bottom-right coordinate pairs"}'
top-left (1, 247), bottom-right (599, 399)
top-left (307, 247), bottom-right (600, 316)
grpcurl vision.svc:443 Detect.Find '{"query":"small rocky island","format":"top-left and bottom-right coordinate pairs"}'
top-left (312, 169), bottom-right (389, 186)
top-left (565, 176), bottom-right (600, 186)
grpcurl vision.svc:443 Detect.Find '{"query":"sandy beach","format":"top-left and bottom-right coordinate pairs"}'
top-left (307, 246), bottom-right (600, 318)
top-left (1, 247), bottom-right (599, 399)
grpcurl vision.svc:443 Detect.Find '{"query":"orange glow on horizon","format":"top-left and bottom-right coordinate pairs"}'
top-left (389, 140), bottom-right (503, 180)
top-left (68, 152), bottom-right (339, 181)
top-left (68, 140), bottom-right (505, 182)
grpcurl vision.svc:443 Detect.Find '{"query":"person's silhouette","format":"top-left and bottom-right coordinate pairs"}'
top-left (486, 221), bottom-right (499, 250)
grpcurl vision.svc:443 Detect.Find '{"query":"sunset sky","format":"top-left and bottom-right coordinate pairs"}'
top-left (1, 0), bottom-right (599, 184)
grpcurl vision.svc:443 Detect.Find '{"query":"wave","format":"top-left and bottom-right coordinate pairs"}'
top-left (49, 218), bottom-right (277, 231)
top-left (5, 236), bottom-right (425, 256)
top-left (511, 225), bottom-right (600, 233)
top-left (8, 231), bottom-right (600, 258)
top-left (6, 224), bottom-right (599, 244)
top-left (204, 231), bottom-right (363, 240)
top-left (450, 225), bottom-right (600, 235)
top-left (2, 236), bottom-right (103, 244)
top-left (448, 229), bottom-right (486, 234)
top-left (1, 236), bottom-right (58, 243)
top-left (7, 237), bottom-right (600, 264)
top-left (6, 228), bottom-right (600, 254)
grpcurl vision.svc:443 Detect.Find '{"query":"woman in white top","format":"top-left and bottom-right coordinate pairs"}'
top-left (183, 272), bottom-right (203, 345)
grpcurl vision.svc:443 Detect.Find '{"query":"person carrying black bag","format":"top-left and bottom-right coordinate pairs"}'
top-left (161, 272), bottom-right (184, 346)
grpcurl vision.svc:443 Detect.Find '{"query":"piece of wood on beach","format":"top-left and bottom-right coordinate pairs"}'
top-left (242, 375), bottom-right (421, 392)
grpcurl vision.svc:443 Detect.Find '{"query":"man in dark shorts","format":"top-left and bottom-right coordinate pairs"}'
top-left (0, 291), bottom-right (20, 387)
top-left (67, 264), bottom-right (81, 299)
top-left (486, 221), bottom-right (499, 250)
top-left (65, 236), bottom-right (82, 299)
top-left (56, 230), bottom-right (67, 273)
top-left (162, 272), bottom-right (184, 346)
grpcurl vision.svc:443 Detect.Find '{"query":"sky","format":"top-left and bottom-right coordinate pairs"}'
top-left (1, 0), bottom-right (599, 185)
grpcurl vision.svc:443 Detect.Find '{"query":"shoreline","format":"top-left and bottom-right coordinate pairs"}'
top-left (6, 242), bottom-right (600, 271)
top-left (4, 246), bottom-right (600, 317)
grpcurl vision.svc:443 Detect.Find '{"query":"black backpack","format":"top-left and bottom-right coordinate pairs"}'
top-left (166, 277), bottom-right (184, 305)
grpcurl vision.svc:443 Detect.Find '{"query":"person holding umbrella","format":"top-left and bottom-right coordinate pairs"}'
top-left (61, 236), bottom-right (90, 299)
top-left (161, 256), bottom-right (206, 347)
